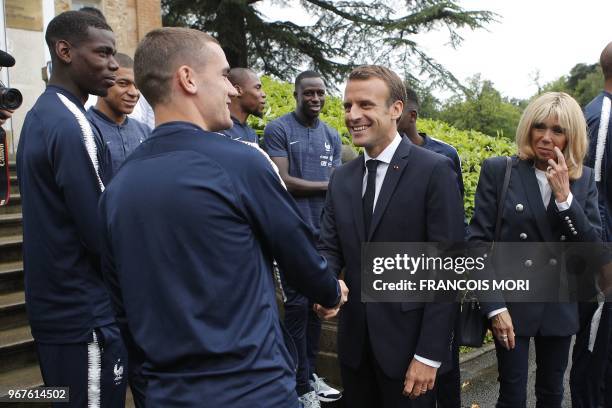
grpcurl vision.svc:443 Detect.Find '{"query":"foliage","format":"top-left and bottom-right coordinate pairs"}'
top-left (250, 76), bottom-right (515, 218)
top-left (162, 0), bottom-right (496, 88)
top-left (540, 63), bottom-right (604, 107)
top-left (417, 118), bottom-right (514, 218)
top-left (437, 75), bottom-right (523, 141)
top-left (404, 80), bottom-right (442, 120)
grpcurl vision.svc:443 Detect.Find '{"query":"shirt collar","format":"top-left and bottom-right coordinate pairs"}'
top-left (364, 133), bottom-right (402, 165)
top-left (231, 116), bottom-right (244, 126)
top-left (46, 85), bottom-right (85, 111)
top-left (90, 107), bottom-right (128, 126)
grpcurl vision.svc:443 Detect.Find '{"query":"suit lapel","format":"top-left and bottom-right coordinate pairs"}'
top-left (367, 139), bottom-right (412, 240)
top-left (517, 160), bottom-right (555, 242)
top-left (351, 157), bottom-right (366, 242)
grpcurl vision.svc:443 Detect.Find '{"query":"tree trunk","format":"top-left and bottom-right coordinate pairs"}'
top-left (215, 0), bottom-right (249, 67)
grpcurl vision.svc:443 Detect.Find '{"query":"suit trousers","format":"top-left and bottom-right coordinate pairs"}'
top-left (281, 273), bottom-right (322, 396)
top-left (434, 338), bottom-right (460, 408)
top-left (494, 335), bottom-right (571, 408)
top-left (340, 327), bottom-right (435, 408)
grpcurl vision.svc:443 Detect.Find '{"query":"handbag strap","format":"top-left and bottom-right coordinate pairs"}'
top-left (494, 157), bottom-right (512, 241)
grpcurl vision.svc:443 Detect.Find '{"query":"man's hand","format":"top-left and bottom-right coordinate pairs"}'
top-left (0, 109), bottom-right (14, 126)
top-left (403, 358), bottom-right (437, 399)
top-left (490, 310), bottom-right (515, 350)
top-left (313, 279), bottom-right (348, 320)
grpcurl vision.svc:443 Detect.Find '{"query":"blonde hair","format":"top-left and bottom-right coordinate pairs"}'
top-left (516, 92), bottom-right (588, 180)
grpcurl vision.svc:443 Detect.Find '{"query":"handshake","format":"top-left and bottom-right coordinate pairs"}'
top-left (313, 280), bottom-right (349, 320)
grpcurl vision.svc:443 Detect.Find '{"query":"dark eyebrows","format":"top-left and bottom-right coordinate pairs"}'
top-left (94, 45), bottom-right (115, 55)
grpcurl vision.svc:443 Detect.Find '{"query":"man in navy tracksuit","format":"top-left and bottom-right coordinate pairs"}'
top-left (98, 27), bottom-right (347, 407)
top-left (572, 41), bottom-right (612, 408)
top-left (17, 11), bottom-right (126, 407)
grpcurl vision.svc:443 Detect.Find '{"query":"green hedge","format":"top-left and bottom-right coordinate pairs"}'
top-left (249, 76), bottom-right (516, 218)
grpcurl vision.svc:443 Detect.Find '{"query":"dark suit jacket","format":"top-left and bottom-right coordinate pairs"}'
top-left (468, 156), bottom-right (602, 336)
top-left (319, 137), bottom-right (465, 378)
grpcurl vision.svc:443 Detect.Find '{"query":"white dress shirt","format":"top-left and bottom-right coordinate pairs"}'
top-left (362, 133), bottom-right (401, 208)
top-left (362, 133), bottom-right (441, 369)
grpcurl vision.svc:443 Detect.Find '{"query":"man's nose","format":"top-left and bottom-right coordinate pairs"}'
top-left (109, 55), bottom-right (119, 71)
top-left (227, 80), bottom-right (239, 97)
top-left (127, 85), bottom-right (139, 98)
top-left (345, 106), bottom-right (361, 121)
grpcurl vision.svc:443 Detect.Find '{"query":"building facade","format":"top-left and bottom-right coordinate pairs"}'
top-left (0, 0), bottom-right (161, 153)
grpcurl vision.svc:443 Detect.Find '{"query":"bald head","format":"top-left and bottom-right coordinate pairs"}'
top-left (601, 42), bottom-right (612, 80)
top-left (228, 68), bottom-right (257, 87)
top-left (227, 67), bottom-right (266, 119)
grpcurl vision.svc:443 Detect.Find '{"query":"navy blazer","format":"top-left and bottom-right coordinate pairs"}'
top-left (468, 156), bottom-right (602, 336)
top-left (318, 138), bottom-right (465, 378)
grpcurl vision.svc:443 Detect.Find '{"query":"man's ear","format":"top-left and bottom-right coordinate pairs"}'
top-left (55, 40), bottom-right (72, 65)
top-left (176, 65), bottom-right (197, 95)
top-left (234, 84), bottom-right (243, 96)
top-left (390, 100), bottom-right (403, 122)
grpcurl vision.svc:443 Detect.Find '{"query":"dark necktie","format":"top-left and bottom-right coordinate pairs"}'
top-left (363, 159), bottom-right (379, 237)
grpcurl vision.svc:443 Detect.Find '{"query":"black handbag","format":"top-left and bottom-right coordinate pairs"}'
top-left (457, 156), bottom-right (512, 347)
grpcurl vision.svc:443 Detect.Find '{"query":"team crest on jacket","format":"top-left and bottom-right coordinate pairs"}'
top-left (113, 358), bottom-right (124, 385)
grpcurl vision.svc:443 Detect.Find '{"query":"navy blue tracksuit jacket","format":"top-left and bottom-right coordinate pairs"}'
top-left (99, 122), bottom-right (340, 407)
top-left (17, 85), bottom-right (113, 344)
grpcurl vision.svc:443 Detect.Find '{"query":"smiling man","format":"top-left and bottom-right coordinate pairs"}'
top-left (16, 11), bottom-right (126, 407)
top-left (264, 70), bottom-right (343, 407)
top-left (87, 53), bottom-right (150, 174)
top-left (317, 65), bottom-right (464, 408)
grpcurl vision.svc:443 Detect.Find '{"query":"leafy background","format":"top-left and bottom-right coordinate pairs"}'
top-left (249, 76), bottom-right (515, 219)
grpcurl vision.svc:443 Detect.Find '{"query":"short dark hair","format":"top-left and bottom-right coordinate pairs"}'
top-left (79, 6), bottom-right (106, 23)
top-left (115, 53), bottom-right (133, 69)
top-left (134, 27), bottom-right (219, 107)
top-left (348, 65), bottom-right (406, 107)
top-left (228, 67), bottom-right (255, 87)
top-left (45, 11), bottom-right (112, 56)
top-left (295, 70), bottom-right (322, 90)
top-left (405, 87), bottom-right (419, 112)
top-left (600, 42), bottom-right (612, 81)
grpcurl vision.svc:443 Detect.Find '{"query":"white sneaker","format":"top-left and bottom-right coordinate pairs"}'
top-left (310, 373), bottom-right (342, 402)
top-left (298, 390), bottom-right (321, 408)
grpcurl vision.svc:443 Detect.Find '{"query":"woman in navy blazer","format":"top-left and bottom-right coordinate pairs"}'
top-left (468, 92), bottom-right (602, 408)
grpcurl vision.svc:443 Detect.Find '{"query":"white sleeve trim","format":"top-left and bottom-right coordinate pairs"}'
top-left (487, 307), bottom-right (508, 319)
top-left (414, 354), bottom-right (441, 368)
top-left (594, 95), bottom-right (611, 182)
top-left (555, 192), bottom-right (573, 211)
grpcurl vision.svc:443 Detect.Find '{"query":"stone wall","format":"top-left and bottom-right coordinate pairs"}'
top-left (106, 0), bottom-right (161, 56)
top-left (53, 0), bottom-right (161, 56)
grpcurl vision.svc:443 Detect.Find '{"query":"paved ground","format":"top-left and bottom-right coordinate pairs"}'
top-left (460, 338), bottom-right (573, 408)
